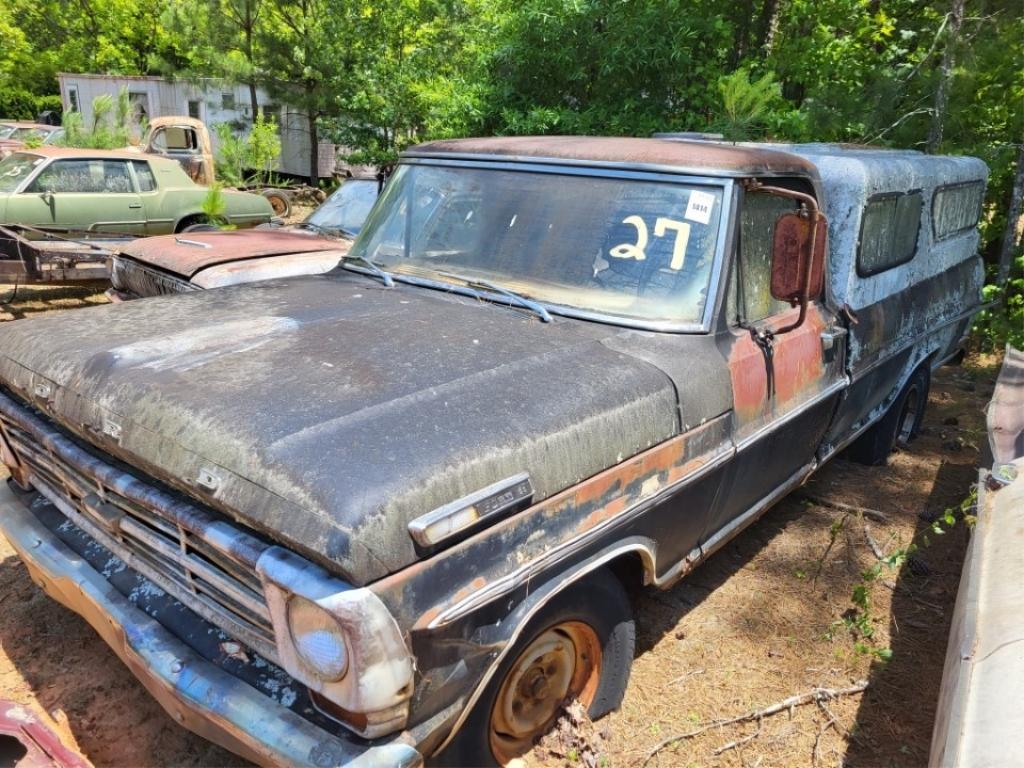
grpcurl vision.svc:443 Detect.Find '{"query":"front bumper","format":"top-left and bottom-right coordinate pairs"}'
top-left (0, 483), bottom-right (423, 768)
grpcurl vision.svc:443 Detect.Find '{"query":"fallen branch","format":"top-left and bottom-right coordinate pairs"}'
top-left (864, 524), bottom-right (886, 561)
top-left (640, 681), bottom-right (868, 766)
top-left (712, 721), bottom-right (763, 755)
top-left (799, 494), bottom-right (889, 523)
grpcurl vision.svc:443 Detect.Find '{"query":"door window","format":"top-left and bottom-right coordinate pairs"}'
top-left (727, 191), bottom-right (799, 325)
top-left (27, 159), bottom-right (134, 194)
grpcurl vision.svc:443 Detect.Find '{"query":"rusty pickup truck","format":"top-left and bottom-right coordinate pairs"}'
top-left (0, 137), bottom-right (986, 767)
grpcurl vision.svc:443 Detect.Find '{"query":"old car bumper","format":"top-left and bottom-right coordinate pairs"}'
top-left (0, 484), bottom-right (424, 768)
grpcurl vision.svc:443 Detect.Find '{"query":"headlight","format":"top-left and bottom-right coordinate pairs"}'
top-left (287, 596), bottom-right (349, 681)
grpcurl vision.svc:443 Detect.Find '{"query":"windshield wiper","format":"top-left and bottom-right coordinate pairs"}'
top-left (340, 254), bottom-right (395, 287)
top-left (436, 271), bottom-right (552, 323)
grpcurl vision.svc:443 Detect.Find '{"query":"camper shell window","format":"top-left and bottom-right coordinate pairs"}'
top-left (932, 181), bottom-right (984, 241)
top-left (857, 190), bottom-right (923, 277)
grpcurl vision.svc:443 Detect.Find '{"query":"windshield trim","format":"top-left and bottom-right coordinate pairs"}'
top-left (365, 159), bottom-right (735, 334)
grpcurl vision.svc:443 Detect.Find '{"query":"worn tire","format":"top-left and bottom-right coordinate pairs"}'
top-left (175, 215), bottom-right (210, 233)
top-left (846, 365), bottom-right (930, 466)
top-left (434, 568), bottom-right (634, 767)
top-left (261, 188), bottom-right (292, 217)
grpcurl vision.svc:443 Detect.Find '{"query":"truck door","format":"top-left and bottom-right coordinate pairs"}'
top-left (704, 185), bottom-right (846, 544)
top-left (13, 158), bottom-right (145, 234)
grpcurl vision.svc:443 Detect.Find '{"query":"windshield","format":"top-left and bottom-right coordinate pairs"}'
top-left (0, 153), bottom-right (43, 194)
top-left (9, 127), bottom-right (44, 141)
top-left (0, 124), bottom-right (17, 140)
top-left (307, 178), bottom-right (379, 236)
top-left (350, 164), bottom-right (725, 324)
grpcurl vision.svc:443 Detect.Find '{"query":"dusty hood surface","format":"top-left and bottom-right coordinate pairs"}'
top-left (118, 229), bottom-right (345, 277)
top-left (0, 274), bottom-right (680, 583)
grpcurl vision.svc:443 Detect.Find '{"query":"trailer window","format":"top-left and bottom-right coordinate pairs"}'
top-left (932, 182), bottom-right (984, 240)
top-left (857, 191), bottom-right (922, 276)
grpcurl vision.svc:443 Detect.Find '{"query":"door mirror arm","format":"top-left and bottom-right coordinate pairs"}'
top-left (745, 179), bottom-right (828, 336)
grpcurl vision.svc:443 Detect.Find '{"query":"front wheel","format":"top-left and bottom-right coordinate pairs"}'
top-left (436, 568), bottom-right (635, 767)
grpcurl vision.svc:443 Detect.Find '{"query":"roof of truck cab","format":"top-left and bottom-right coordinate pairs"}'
top-left (406, 136), bottom-right (819, 178)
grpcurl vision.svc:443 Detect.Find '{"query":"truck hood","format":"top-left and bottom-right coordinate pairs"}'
top-left (118, 229), bottom-right (346, 278)
top-left (0, 274), bottom-right (680, 583)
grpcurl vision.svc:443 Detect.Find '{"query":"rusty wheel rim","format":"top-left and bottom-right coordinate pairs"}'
top-left (897, 388), bottom-right (920, 445)
top-left (268, 195), bottom-right (288, 216)
top-left (488, 621), bottom-right (602, 765)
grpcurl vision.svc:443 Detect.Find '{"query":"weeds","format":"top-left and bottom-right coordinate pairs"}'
top-left (824, 488), bottom-right (977, 660)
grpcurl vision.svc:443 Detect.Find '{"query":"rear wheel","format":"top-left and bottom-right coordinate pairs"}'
top-left (847, 365), bottom-right (930, 465)
top-left (261, 188), bottom-right (292, 218)
top-left (436, 569), bottom-right (634, 767)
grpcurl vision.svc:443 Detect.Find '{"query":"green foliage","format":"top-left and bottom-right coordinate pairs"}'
top-left (213, 116), bottom-right (281, 186)
top-left (59, 88), bottom-right (137, 149)
top-left (714, 68), bottom-right (788, 140)
top-left (826, 489), bottom-right (977, 661)
top-left (200, 182), bottom-right (231, 228)
top-left (974, 255), bottom-right (1024, 351)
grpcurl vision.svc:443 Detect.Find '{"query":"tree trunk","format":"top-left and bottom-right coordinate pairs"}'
top-left (308, 103), bottom-right (319, 186)
top-left (998, 143), bottom-right (1024, 283)
top-left (758, 0), bottom-right (783, 55)
top-left (927, 0), bottom-right (965, 154)
top-left (248, 80), bottom-right (260, 122)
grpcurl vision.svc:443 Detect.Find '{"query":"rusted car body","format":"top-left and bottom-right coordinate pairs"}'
top-left (135, 116), bottom-right (216, 187)
top-left (0, 137), bottom-right (986, 767)
top-left (0, 224), bottom-right (124, 284)
top-left (107, 177), bottom-right (381, 300)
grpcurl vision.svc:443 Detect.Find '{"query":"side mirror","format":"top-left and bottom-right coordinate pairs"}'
top-left (770, 210), bottom-right (826, 305)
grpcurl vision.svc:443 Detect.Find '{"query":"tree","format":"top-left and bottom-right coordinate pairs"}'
top-left (259, 0), bottom-right (350, 184)
top-left (926, 0), bottom-right (966, 152)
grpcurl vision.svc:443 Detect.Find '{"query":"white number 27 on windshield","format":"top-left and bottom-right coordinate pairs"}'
top-left (609, 216), bottom-right (691, 270)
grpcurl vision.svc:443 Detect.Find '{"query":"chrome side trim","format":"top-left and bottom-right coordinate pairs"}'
top-left (426, 444), bottom-right (735, 630)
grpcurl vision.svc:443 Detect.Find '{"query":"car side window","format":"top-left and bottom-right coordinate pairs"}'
top-left (132, 161), bottom-right (157, 192)
top-left (727, 190), bottom-right (798, 325)
top-left (27, 159), bottom-right (134, 194)
top-left (857, 191), bottom-right (922, 276)
top-left (932, 182), bottom-right (983, 240)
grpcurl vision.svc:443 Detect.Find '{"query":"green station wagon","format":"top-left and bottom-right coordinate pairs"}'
top-left (0, 147), bottom-right (273, 234)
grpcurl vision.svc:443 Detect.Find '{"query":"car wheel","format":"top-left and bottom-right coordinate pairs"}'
top-left (435, 568), bottom-right (634, 767)
top-left (261, 188), bottom-right (292, 218)
top-left (847, 365), bottom-right (930, 466)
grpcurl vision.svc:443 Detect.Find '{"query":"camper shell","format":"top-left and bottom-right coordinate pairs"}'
top-left (0, 136), bottom-right (987, 768)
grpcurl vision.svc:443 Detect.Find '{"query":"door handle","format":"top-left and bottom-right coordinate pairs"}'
top-left (128, 204), bottom-right (143, 209)
top-left (820, 329), bottom-right (847, 351)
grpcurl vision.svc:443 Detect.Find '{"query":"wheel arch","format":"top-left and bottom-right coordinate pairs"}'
top-left (428, 541), bottom-right (652, 757)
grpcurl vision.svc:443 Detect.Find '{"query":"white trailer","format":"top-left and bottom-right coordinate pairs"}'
top-left (57, 73), bottom-right (338, 179)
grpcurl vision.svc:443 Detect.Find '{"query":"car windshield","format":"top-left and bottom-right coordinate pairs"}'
top-left (349, 164), bottom-right (725, 325)
top-left (0, 153), bottom-right (44, 194)
top-left (9, 127), bottom-right (43, 141)
top-left (306, 178), bottom-right (379, 236)
top-left (0, 124), bottom-right (17, 140)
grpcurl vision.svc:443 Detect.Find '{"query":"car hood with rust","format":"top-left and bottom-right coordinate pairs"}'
top-left (117, 229), bottom-right (347, 278)
top-left (0, 274), bottom-right (682, 584)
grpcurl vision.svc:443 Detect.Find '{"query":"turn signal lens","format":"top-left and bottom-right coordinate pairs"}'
top-left (286, 596), bottom-right (349, 681)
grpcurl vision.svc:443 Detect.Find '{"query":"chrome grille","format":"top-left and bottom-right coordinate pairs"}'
top-left (0, 392), bottom-right (278, 660)
top-left (110, 254), bottom-right (197, 298)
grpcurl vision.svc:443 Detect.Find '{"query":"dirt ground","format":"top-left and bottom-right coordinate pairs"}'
top-left (0, 284), bottom-right (996, 768)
